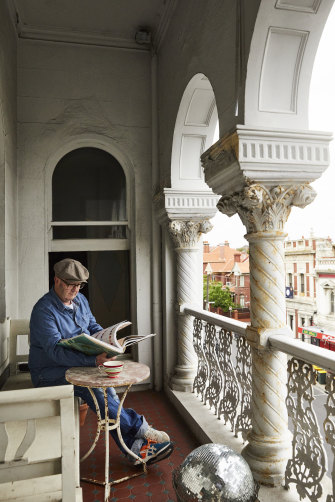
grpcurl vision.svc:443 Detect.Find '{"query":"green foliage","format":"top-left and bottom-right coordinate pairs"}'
top-left (203, 277), bottom-right (237, 311)
top-left (237, 245), bottom-right (249, 254)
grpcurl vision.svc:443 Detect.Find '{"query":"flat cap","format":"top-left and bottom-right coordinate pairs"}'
top-left (54, 258), bottom-right (89, 283)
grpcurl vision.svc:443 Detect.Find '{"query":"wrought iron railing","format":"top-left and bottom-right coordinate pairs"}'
top-left (183, 304), bottom-right (335, 502)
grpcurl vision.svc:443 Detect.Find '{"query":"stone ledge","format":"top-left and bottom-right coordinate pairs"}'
top-left (165, 386), bottom-right (331, 502)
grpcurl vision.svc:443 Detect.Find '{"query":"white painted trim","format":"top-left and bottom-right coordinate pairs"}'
top-left (43, 135), bottom-right (135, 285)
top-left (51, 221), bottom-right (128, 226)
top-left (50, 239), bottom-right (129, 252)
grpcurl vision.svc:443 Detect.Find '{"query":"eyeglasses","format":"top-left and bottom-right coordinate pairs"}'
top-left (61, 279), bottom-right (86, 290)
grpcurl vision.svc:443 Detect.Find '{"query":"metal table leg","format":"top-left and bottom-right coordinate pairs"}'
top-left (80, 384), bottom-right (147, 501)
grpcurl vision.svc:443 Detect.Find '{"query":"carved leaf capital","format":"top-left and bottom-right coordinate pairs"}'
top-left (168, 219), bottom-right (213, 248)
top-left (217, 183), bottom-right (316, 233)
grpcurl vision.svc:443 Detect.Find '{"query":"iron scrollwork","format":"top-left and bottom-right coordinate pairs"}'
top-left (234, 334), bottom-right (252, 440)
top-left (285, 358), bottom-right (326, 502)
top-left (217, 328), bottom-right (240, 431)
top-left (192, 318), bottom-right (208, 402)
top-left (203, 323), bottom-right (222, 415)
top-left (325, 373), bottom-right (335, 502)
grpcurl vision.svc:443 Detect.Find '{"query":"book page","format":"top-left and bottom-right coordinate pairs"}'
top-left (91, 320), bottom-right (132, 348)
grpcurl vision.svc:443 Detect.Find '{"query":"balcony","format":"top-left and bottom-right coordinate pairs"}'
top-left (77, 304), bottom-right (335, 501)
top-left (165, 305), bottom-right (335, 502)
top-left (2, 308), bottom-right (335, 501)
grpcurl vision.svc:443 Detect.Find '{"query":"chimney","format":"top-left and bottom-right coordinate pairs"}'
top-left (234, 253), bottom-right (241, 263)
top-left (203, 241), bottom-right (210, 253)
top-left (224, 240), bottom-right (229, 246)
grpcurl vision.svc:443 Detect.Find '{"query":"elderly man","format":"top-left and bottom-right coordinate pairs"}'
top-left (29, 258), bottom-right (173, 465)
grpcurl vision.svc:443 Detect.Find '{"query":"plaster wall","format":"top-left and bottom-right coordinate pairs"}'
top-left (0, 2), bottom-right (17, 321)
top-left (0, 2), bottom-right (17, 375)
top-left (156, 0), bottom-right (260, 188)
top-left (17, 39), bottom-right (153, 359)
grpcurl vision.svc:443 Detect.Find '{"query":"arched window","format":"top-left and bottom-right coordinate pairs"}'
top-left (52, 147), bottom-right (127, 239)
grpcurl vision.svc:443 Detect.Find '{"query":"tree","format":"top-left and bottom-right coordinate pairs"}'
top-left (203, 278), bottom-right (237, 311)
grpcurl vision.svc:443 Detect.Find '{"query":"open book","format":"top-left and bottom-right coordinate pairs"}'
top-left (58, 320), bottom-right (155, 356)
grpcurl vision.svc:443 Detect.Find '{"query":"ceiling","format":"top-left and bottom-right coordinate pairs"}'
top-left (7, 0), bottom-right (177, 51)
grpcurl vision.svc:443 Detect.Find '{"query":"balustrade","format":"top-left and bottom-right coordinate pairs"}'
top-left (184, 304), bottom-right (335, 502)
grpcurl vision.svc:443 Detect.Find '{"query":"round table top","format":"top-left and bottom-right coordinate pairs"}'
top-left (65, 360), bottom-right (150, 388)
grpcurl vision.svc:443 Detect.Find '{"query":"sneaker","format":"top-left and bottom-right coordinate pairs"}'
top-left (144, 426), bottom-right (170, 443)
top-left (134, 440), bottom-right (174, 465)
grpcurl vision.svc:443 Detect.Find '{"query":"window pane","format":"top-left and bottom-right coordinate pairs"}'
top-left (52, 148), bottom-right (127, 222)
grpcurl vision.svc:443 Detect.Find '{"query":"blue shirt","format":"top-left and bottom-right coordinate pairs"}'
top-left (29, 288), bottom-right (102, 386)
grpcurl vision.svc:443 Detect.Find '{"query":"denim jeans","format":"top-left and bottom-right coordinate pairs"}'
top-left (36, 376), bottom-right (148, 457)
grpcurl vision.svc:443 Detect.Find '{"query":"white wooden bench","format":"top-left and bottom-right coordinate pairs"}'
top-left (1, 318), bottom-right (32, 391)
top-left (0, 320), bottom-right (83, 501)
top-left (0, 385), bottom-right (82, 501)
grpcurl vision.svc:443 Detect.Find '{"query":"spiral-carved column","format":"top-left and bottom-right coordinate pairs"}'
top-left (243, 232), bottom-right (291, 485)
top-left (216, 182), bottom-right (317, 485)
top-left (168, 219), bottom-right (212, 391)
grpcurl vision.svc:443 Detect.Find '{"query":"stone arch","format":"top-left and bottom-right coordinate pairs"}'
top-left (244, 0), bottom-right (334, 130)
top-left (171, 73), bottom-right (218, 190)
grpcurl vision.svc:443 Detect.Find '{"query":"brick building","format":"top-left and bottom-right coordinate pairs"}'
top-left (285, 236), bottom-right (335, 341)
top-left (203, 241), bottom-right (250, 308)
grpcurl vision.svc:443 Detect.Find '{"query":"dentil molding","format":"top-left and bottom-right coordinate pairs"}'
top-left (201, 125), bottom-right (333, 195)
top-left (154, 188), bottom-right (220, 225)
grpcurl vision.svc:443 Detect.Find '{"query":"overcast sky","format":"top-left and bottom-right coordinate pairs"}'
top-left (206, 7), bottom-right (335, 248)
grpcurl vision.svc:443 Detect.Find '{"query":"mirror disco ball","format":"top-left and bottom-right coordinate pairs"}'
top-left (173, 444), bottom-right (258, 502)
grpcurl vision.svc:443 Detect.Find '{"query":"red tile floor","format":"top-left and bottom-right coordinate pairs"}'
top-left (79, 390), bottom-right (200, 502)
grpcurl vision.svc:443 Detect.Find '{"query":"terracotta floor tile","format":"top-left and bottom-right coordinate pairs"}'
top-left (80, 390), bottom-right (199, 501)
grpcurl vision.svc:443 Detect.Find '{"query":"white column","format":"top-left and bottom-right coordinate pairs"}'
top-left (155, 189), bottom-right (219, 391)
top-left (244, 231), bottom-right (291, 484)
top-left (168, 219), bottom-right (212, 391)
top-left (219, 182), bottom-right (316, 484)
top-left (201, 126), bottom-right (332, 485)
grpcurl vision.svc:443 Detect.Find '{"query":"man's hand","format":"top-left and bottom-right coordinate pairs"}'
top-left (96, 352), bottom-right (117, 366)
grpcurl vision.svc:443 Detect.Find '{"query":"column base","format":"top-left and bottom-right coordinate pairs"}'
top-left (170, 365), bottom-right (196, 392)
top-left (241, 431), bottom-right (292, 486)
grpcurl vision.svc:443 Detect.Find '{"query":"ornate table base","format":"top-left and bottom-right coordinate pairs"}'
top-left (66, 362), bottom-right (150, 501)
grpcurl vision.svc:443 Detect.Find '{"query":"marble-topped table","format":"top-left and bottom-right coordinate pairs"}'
top-left (66, 361), bottom-right (150, 502)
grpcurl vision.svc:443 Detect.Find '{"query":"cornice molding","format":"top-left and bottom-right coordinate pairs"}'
top-left (15, 26), bottom-right (150, 51)
top-left (201, 125), bottom-right (333, 195)
top-left (155, 188), bottom-right (220, 225)
top-left (9, 0), bottom-right (177, 52)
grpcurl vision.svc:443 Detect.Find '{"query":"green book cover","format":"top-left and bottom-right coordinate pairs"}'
top-left (58, 334), bottom-right (121, 356)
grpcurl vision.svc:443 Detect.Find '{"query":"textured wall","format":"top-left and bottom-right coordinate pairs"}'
top-left (0, 2), bottom-right (17, 321)
top-left (0, 2), bottom-right (17, 374)
top-left (156, 0), bottom-right (260, 189)
top-left (17, 40), bottom-right (152, 320)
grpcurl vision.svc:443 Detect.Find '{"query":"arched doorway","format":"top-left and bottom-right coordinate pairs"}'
top-left (49, 147), bottom-right (131, 332)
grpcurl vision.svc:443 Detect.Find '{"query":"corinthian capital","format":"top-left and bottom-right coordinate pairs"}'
top-left (218, 183), bottom-right (316, 234)
top-left (168, 220), bottom-right (213, 248)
